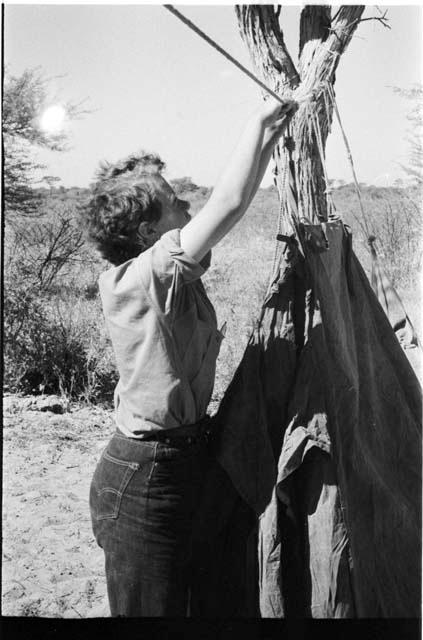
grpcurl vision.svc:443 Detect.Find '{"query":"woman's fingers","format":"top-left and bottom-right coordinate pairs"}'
top-left (259, 96), bottom-right (299, 127)
top-left (281, 100), bottom-right (298, 115)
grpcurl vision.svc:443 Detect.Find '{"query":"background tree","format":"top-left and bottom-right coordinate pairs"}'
top-left (3, 68), bottom-right (95, 395)
top-left (3, 67), bottom-right (90, 286)
top-left (7, 200), bottom-right (87, 291)
top-left (3, 67), bottom-right (86, 219)
top-left (392, 85), bottom-right (423, 185)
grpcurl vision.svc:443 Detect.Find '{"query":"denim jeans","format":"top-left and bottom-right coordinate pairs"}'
top-left (89, 429), bottom-right (210, 617)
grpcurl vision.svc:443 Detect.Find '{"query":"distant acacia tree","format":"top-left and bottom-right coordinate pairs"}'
top-left (3, 67), bottom-right (86, 218)
top-left (4, 69), bottom-right (58, 217)
top-left (393, 85), bottom-right (423, 185)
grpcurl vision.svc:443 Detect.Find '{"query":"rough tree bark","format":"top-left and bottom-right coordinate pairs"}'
top-left (236, 5), bottom-right (365, 225)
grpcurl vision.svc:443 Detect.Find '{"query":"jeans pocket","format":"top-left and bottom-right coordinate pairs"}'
top-left (90, 450), bottom-right (140, 521)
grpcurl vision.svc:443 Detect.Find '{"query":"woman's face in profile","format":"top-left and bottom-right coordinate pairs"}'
top-left (154, 177), bottom-right (192, 235)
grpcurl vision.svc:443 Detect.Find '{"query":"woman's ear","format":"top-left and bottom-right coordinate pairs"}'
top-left (137, 221), bottom-right (159, 248)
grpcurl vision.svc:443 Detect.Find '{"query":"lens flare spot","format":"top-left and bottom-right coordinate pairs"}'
top-left (40, 105), bottom-right (67, 134)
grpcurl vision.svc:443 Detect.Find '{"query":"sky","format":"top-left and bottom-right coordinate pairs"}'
top-left (4, 3), bottom-right (423, 189)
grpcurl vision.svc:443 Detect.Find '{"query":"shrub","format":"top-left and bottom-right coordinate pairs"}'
top-left (334, 184), bottom-right (422, 289)
top-left (4, 284), bottom-right (118, 403)
top-left (6, 197), bottom-right (94, 292)
top-left (4, 285), bottom-right (46, 391)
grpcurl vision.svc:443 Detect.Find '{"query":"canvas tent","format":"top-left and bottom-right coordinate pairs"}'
top-left (191, 217), bottom-right (421, 618)
top-left (164, 5), bottom-right (422, 618)
top-left (189, 98), bottom-right (421, 620)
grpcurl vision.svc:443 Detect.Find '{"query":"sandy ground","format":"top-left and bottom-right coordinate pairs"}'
top-left (2, 346), bottom-right (421, 618)
top-left (2, 399), bottom-right (114, 618)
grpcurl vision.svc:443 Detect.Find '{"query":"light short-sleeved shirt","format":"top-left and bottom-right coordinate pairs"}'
top-left (99, 229), bottom-right (223, 438)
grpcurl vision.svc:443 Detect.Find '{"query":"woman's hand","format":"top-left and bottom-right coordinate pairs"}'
top-left (257, 95), bottom-right (298, 128)
top-left (257, 96), bottom-right (298, 142)
top-left (180, 95), bottom-right (298, 262)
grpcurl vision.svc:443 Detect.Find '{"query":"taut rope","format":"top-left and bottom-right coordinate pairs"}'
top-left (326, 82), bottom-right (373, 240)
top-left (164, 5), bottom-right (289, 106)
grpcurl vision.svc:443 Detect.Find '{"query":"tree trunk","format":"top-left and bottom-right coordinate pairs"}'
top-left (236, 5), bottom-right (365, 227)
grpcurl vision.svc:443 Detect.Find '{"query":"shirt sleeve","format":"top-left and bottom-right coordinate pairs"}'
top-left (136, 228), bottom-right (211, 316)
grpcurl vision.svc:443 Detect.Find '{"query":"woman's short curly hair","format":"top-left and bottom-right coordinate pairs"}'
top-left (81, 151), bottom-right (166, 266)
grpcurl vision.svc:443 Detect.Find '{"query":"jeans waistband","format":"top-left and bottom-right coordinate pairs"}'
top-left (117, 415), bottom-right (213, 446)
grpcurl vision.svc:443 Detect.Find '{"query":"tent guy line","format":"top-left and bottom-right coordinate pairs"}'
top-left (164, 5), bottom-right (291, 105)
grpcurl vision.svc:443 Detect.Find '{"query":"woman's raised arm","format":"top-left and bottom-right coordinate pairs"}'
top-left (180, 97), bottom-right (296, 262)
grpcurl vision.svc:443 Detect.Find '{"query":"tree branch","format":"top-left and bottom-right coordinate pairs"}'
top-left (356, 9), bottom-right (391, 30)
top-left (298, 5), bottom-right (365, 93)
top-left (299, 6), bottom-right (332, 77)
top-left (299, 6), bottom-right (332, 54)
top-left (235, 5), bottom-right (300, 92)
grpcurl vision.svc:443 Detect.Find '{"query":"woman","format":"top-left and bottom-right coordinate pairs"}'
top-left (85, 96), bottom-right (296, 617)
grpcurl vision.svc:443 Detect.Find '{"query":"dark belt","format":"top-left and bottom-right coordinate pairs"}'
top-left (137, 415), bottom-right (213, 446)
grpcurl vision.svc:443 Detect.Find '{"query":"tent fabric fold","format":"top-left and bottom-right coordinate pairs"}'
top-left (191, 220), bottom-right (421, 618)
